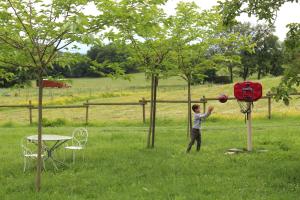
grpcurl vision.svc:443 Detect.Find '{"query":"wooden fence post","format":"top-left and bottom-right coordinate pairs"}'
top-left (202, 96), bottom-right (207, 113)
top-left (141, 97), bottom-right (146, 124)
top-left (29, 100), bottom-right (32, 125)
top-left (267, 91), bottom-right (272, 119)
top-left (85, 100), bottom-right (89, 125)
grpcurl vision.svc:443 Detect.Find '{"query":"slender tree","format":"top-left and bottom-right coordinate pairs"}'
top-left (169, 3), bottom-right (254, 136)
top-left (97, 0), bottom-right (173, 147)
top-left (0, 0), bottom-right (106, 191)
top-left (168, 3), bottom-right (221, 136)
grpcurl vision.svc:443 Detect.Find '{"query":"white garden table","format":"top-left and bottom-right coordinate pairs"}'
top-left (27, 134), bottom-right (72, 170)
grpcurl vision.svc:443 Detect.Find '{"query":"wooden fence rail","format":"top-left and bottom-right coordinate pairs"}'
top-left (0, 92), bottom-right (299, 125)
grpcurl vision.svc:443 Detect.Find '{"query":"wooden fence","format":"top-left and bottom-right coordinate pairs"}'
top-left (0, 92), bottom-right (299, 125)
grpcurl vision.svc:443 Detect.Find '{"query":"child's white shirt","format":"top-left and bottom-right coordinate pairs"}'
top-left (192, 112), bottom-right (211, 129)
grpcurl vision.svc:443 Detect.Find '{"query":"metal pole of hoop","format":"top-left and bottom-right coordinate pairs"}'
top-left (237, 100), bottom-right (254, 152)
top-left (246, 102), bottom-right (253, 152)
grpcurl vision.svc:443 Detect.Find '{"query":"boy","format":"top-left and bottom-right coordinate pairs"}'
top-left (186, 104), bottom-right (214, 153)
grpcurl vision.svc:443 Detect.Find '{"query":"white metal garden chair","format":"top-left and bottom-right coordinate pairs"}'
top-left (21, 138), bottom-right (46, 172)
top-left (64, 128), bottom-right (88, 163)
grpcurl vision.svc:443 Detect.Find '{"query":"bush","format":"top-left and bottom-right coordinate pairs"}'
top-left (191, 68), bottom-right (217, 85)
top-left (42, 118), bottom-right (67, 127)
top-left (213, 76), bottom-right (231, 84)
top-left (191, 68), bottom-right (231, 85)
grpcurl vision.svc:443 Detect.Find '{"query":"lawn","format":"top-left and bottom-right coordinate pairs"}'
top-left (1, 117), bottom-right (300, 199)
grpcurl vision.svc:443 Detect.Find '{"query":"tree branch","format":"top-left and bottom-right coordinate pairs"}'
top-left (7, 0), bottom-right (36, 48)
top-left (41, 5), bottom-right (72, 61)
top-left (7, 0), bottom-right (40, 66)
top-left (57, 40), bottom-right (74, 51)
top-left (0, 59), bottom-right (33, 68)
top-left (0, 36), bottom-right (24, 49)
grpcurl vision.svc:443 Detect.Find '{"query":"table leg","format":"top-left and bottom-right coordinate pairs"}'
top-left (29, 139), bottom-right (71, 170)
top-left (45, 140), bottom-right (70, 170)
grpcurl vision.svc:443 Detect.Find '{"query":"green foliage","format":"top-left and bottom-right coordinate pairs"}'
top-left (84, 44), bottom-right (135, 80)
top-left (168, 3), bottom-right (253, 84)
top-left (88, 44), bottom-right (139, 75)
top-left (38, 44), bottom-right (141, 79)
top-left (219, 0), bottom-right (298, 25)
top-left (227, 23), bottom-right (284, 80)
top-left (49, 54), bottom-right (94, 78)
top-left (40, 118), bottom-right (67, 127)
top-left (168, 2), bottom-right (219, 82)
top-left (0, 65), bottom-right (33, 87)
top-left (97, 0), bottom-right (173, 79)
top-left (0, 0), bottom-right (129, 87)
top-left (0, 0), bottom-right (101, 72)
top-left (219, 0), bottom-right (300, 103)
top-left (272, 23), bottom-right (300, 105)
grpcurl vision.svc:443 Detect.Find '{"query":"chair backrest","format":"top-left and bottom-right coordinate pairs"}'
top-left (72, 128), bottom-right (88, 147)
top-left (21, 138), bottom-right (33, 156)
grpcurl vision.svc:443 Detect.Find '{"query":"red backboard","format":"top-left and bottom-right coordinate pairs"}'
top-left (234, 81), bottom-right (262, 102)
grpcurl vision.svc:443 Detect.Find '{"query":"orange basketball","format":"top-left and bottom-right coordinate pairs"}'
top-left (218, 94), bottom-right (228, 103)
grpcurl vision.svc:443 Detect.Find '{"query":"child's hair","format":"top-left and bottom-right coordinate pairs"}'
top-left (192, 104), bottom-right (200, 113)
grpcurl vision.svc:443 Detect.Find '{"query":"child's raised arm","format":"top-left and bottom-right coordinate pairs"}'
top-left (197, 106), bottom-right (214, 119)
top-left (208, 106), bottom-right (214, 113)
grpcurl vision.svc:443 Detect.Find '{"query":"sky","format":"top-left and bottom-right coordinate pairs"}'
top-left (164, 0), bottom-right (300, 41)
top-left (75, 0), bottom-right (300, 54)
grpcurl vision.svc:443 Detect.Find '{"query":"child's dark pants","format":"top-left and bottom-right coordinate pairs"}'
top-left (186, 128), bottom-right (201, 152)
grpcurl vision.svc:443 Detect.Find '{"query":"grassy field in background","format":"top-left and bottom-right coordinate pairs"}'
top-left (0, 73), bottom-right (299, 125)
top-left (1, 118), bottom-right (300, 199)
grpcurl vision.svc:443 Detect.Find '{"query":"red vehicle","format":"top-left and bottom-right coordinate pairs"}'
top-left (36, 79), bottom-right (71, 88)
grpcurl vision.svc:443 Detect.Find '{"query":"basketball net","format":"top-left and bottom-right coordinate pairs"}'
top-left (237, 101), bottom-right (253, 122)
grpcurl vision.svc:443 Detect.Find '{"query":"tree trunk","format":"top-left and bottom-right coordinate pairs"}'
top-left (257, 65), bottom-right (261, 80)
top-left (229, 65), bottom-right (233, 83)
top-left (147, 74), bottom-right (155, 148)
top-left (187, 78), bottom-right (192, 137)
top-left (36, 70), bottom-right (43, 192)
top-left (243, 65), bottom-right (249, 81)
top-left (151, 75), bottom-right (158, 148)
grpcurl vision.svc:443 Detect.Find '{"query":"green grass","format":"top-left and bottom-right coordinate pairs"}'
top-left (1, 117), bottom-right (300, 199)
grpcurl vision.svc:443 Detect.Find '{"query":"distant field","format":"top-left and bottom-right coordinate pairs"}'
top-left (0, 73), bottom-right (299, 125)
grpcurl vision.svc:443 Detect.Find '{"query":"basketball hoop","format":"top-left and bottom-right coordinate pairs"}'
top-left (237, 101), bottom-right (252, 115)
top-left (234, 81), bottom-right (262, 115)
top-left (234, 81), bottom-right (263, 151)
top-left (234, 81), bottom-right (262, 102)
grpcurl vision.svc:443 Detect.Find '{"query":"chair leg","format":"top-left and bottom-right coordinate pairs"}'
top-left (42, 158), bottom-right (46, 172)
top-left (63, 148), bottom-right (66, 162)
top-left (72, 150), bottom-right (75, 164)
top-left (51, 159), bottom-right (58, 171)
top-left (82, 150), bottom-right (85, 162)
top-left (23, 157), bottom-right (27, 172)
